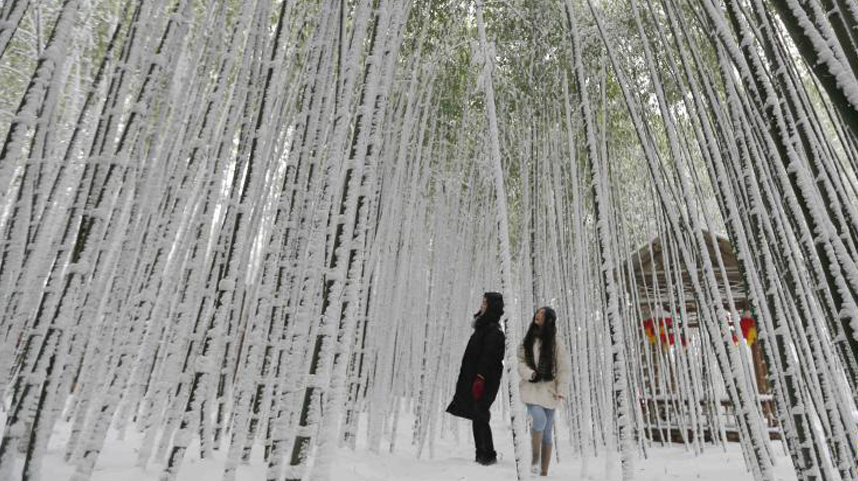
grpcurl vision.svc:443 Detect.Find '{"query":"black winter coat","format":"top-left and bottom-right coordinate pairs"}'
top-left (445, 316), bottom-right (506, 422)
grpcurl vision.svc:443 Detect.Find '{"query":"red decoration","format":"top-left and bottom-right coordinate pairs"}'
top-left (740, 316), bottom-right (757, 345)
top-left (642, 317), bottom-right (675, 346)
top-left (643, 318), bottom-right (656, 344)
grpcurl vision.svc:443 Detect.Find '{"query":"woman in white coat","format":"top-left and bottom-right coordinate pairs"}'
top-left (517, 307), bottom-right (571, 477)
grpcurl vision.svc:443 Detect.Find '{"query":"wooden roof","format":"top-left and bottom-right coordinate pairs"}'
top-left (625, 230), bottom-right (748, 319)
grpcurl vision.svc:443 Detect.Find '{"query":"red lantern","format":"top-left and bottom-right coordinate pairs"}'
top-left (740, 316), bottom-right (757, 345)
top-left (642, 317), bottom-right (674, 346)
top-left (642, 318), bottom-right (656, 344)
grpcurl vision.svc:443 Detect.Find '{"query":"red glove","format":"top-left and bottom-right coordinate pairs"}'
top-left (472, 376), bottom-right (485, 400)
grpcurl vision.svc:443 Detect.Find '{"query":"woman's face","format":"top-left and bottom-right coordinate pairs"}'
top-left (534, 308), bottom-right (544, 327)
top-left (480, 297), bottom-right (488, 314)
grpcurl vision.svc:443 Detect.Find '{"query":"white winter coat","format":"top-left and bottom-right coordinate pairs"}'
top-left (517, 338), bottom-right (571, 410)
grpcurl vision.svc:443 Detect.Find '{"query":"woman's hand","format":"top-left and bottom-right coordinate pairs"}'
top-left (472, 375), bottom-right (486, 400)
top-left (528, 370), bottom-right (542, 383)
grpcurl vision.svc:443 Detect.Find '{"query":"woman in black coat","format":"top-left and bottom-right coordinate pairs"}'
top-left (446, 292), bottom-right (506, 465)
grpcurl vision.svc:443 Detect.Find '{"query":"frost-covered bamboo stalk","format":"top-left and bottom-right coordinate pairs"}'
top-left (562, 1), bottom-right (635, 477)
top-left (474, 3), bottom-right (528, 479)
top-left (0, 0), bottom-right (32, 61)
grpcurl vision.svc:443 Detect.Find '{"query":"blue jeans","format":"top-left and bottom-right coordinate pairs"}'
top-left (526, 404), bottom-right (556, 444)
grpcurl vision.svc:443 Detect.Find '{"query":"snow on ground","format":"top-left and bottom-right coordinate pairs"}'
top-left (23, 412), bottom-right (798, 481)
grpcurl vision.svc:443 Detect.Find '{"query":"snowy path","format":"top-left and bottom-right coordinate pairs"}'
top-left (23, 413), bottom-right (798, 481)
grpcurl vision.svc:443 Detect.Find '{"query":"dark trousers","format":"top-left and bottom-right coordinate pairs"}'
top-left (472, 419), bottom-right (496, 460)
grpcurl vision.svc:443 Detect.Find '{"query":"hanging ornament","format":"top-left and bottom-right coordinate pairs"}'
top-left (740, 316), bottom-right (757, 345)
top-left (643, 318), bottom-right (657, 344)
top-left (642, 317), bottom-right (674, 346)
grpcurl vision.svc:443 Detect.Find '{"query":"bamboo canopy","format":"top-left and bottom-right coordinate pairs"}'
top-left (627, 230), bottom-right (749, 320)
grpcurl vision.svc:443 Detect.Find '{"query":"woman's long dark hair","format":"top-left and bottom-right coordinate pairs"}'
top-left (473, 292), bottom-right (504, 328)
top-left (523, 307), bottom-right (557, 381)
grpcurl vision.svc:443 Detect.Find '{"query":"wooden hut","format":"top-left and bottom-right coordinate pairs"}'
top-left (625, 230), bottom-right (777, 444)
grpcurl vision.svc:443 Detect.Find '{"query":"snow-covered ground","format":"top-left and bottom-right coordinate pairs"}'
top-left (20, 412), bottom-right (799, 481)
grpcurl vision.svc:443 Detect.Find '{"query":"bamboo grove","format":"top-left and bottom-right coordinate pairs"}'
top-left (0, 0), bottom-right (856, 480)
